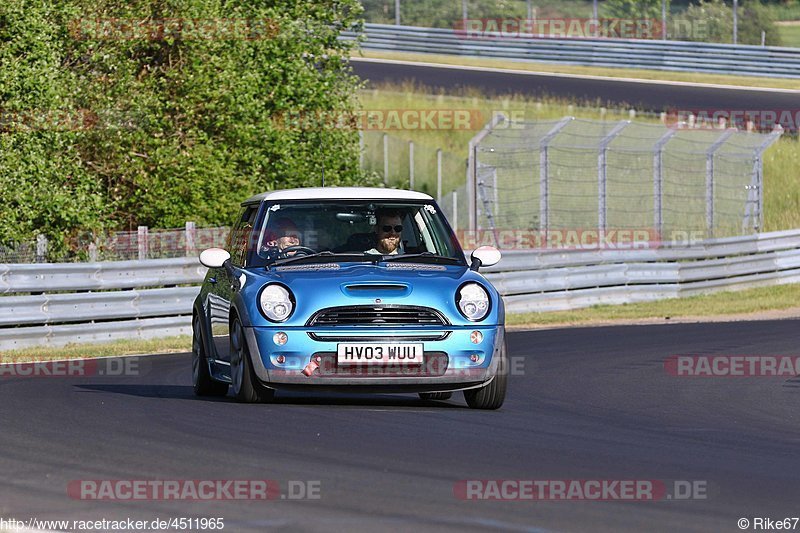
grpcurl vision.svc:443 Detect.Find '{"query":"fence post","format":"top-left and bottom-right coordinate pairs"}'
top-left (467, 113), bottom-right (506, 232)
top-left (409, 140), bottom-right (414, 190)
top-left (358, 130), bottom-right (364, 170)
top-left (597, 121), bottom-right (629, 233)
top-left (88, 242), bottom-right (98, 262)
top-left (35, 234), bottom-right (48, 263)
top-left (706, 129), bottom-right (735, 238)
top-left (653, 129), bottom-right (676, 239)
top-left (185, 221), bottom-right (196, 256)
top-left (436, 149), bottom-right (443, 202)
top-left (452, 191), bottom-right (458, 231)
top-left (383, 133), bottom-right (389, 185)
top-left (539, 117), bottom-right (573, 233)
top-left (492, 168), bottom-right (499, 226)
top-left (138, 225), bottom-right (149, 260)
top-left (477, 176), bottom-right (499, 246)
top-left (746, 128), bottom-right (784, 232)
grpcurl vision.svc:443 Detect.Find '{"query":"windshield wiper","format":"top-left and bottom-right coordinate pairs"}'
top-left (380, 252), bottom-right (461, 264)
top-left (270, 251), bottom-right (373, 267)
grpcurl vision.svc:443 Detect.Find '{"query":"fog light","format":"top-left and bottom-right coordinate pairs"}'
top-left (276, 355), bottom-right (286, 364)
top-left (470, 353), bottom-right (480, 362)
top-left (470, 330), bottom-right (483, 344)
top-left (273, 332), bottom-right (288, 346)
top-left (315, 355), bottom-right (322, 363)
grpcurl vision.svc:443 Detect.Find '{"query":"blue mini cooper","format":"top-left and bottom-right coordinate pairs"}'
top-left (192, 187), bottom-right (506, 409)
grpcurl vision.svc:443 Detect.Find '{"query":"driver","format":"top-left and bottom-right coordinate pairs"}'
top-left (261, 217), bottom-right (303, 260)
top-left (366, 209), bottom-right (404, 255)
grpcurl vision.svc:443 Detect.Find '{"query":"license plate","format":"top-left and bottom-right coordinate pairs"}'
top-left (336, 343), bottom-right (424, 365)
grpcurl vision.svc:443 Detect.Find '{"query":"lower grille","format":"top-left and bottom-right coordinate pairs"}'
top-left (312, 352), bottom-right (449, 377)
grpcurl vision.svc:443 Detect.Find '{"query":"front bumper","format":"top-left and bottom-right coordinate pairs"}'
top-left (243, 325), bottom-right (504, 391)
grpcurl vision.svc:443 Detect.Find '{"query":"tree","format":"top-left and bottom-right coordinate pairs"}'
top-left (0, 0), bottom-right (370, 255)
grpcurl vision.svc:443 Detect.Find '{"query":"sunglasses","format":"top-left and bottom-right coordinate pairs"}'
top-left (381, 225), bottom-right (403, 233)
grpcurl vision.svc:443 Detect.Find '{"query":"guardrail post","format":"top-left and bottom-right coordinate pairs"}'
top-left (185, 221), bottom-right (196, 256)
top-left (409, 140), bottom-right (414, 190)
top-left (539, 117), bottom-right (573, 233)
top-left (705, 129), bottom-right (735, 238)
top-left (383, 133), bottom-right (389, 185)
top-left (598, 121), bottom-right (630, 233)
top-left (653, 129), bottom-right (676, 239)
top-left (138, 226), bottom-right (149, 261)
top-left (35, 234), bottom-right (48, 263)
top-left (436, 149), bottom-right (443, 202)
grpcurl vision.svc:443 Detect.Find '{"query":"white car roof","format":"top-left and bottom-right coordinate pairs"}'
top-left (243, 187), bottom-right (434, 205)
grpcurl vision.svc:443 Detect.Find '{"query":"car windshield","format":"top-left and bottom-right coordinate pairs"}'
top-left (248, 200), bottom-right (465, 267)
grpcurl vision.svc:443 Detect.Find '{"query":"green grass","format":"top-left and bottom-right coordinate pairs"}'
top-left (508, 283), bottom-right (800, 327)
top-left (777, 24), bottom-right (800, 47)
top-left (355, 50), bottom-right (800, 91)
top-left (0, 335), bottom-right (191, 363)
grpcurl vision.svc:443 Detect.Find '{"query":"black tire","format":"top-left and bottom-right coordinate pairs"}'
top-left (192, 316), bottom-right (229, 397)
top-left (463, 340), bottom-right (508, 410)
top-left (419, 392), bottom-right (453, 401)
top-left (230, 318), bottom-right (275, 404)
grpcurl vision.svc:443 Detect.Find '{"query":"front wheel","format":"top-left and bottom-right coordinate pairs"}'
top-left (192, 316), bottom-right (228, 397)
top-left (230, 318), bottom-right (275, 403)
top-left (463, 341), bottom-right (508, 410)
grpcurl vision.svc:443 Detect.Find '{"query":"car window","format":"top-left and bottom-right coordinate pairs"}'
top-left (247, 201), bottom-right (464, 267)
top-left (229, 206), bottom-right (258, 267)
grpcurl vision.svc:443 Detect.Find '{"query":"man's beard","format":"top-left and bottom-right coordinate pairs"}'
top-left (379, 236), bottom-right (399, 252)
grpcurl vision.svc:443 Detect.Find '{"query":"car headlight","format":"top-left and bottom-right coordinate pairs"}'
top-left (259, 284), bottom-right (294, 322)
top-left (456, 283), bottom-right (490, 321)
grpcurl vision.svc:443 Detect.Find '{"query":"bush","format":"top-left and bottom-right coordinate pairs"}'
top-left (0, 0), bottom-right (370, 256)
top-left (676, 0), bottom-right (782, 45)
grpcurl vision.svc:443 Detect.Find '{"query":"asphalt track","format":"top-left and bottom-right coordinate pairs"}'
top-left (351, 58), bottom-right (800, 112)
top-left (2, 319), bottom-right (799, 532)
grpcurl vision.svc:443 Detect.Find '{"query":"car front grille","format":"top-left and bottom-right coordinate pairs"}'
top-left (306, 305), bottom-right (449, 327)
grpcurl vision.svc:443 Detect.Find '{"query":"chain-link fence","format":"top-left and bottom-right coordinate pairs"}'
top-left (469, 116), bottom-right (782, 243)
top-left (361, 130), bottom-right (465, 199)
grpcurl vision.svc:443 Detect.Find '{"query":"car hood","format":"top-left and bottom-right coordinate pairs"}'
top-left (240, 262), bottom-right (499, 327)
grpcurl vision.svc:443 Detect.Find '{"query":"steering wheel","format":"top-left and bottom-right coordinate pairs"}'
top-left (279, 245), bottom-right (316, 257)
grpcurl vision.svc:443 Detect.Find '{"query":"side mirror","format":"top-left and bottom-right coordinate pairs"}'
top-left (470, 246), bottom-right (501, 271)
top-left (199, 248), bottom-right (231, 269)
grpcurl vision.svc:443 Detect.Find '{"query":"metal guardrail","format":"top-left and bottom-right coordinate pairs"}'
top-left (2, 228), bottom-right (800, 350)
top-left (345, 24), bottom-right (800, 79)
